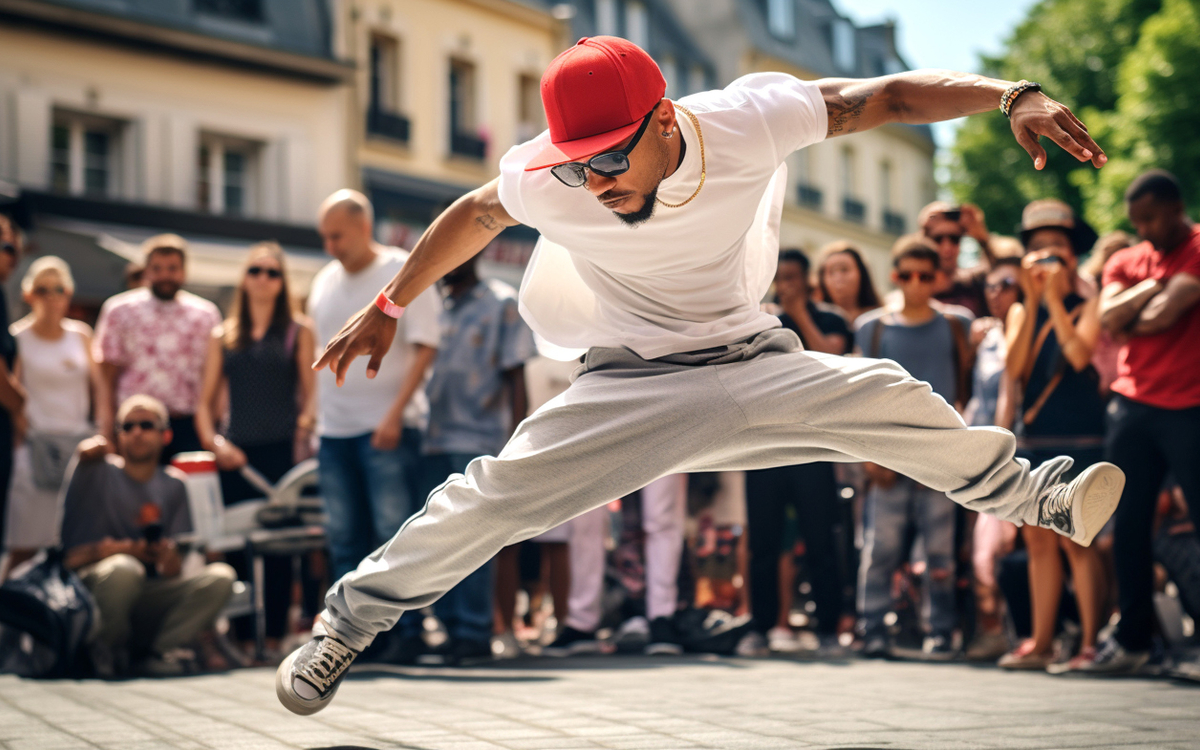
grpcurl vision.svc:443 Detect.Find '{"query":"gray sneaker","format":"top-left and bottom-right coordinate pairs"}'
top-left (1036, 462), bottom-right (1125, 546)
top-left (1076, 637), bottom-right (1149, 676)
top-left (275, 635), bottom-right (358, 716)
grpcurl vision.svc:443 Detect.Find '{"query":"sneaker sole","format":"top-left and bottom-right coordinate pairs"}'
top-left (645, 643), bottom-right (683, 656)
top-left (1071, 463), bottom-right (1125, 546)
top-left (275, 648), bottom-right (329, 716)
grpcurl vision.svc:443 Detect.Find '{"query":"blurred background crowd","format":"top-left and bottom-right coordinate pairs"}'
top-left (0, 0), bottom-right (1197, 683)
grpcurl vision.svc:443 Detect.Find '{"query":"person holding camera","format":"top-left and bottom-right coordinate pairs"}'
top-left (920, 202), bottom-right (997, 318)
top-left (61, 395), bottom-right (235, 677)
top-left (998, 200), bottom-right (1107, 672)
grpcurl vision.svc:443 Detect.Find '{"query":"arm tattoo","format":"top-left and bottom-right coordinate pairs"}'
top-left (474, 212), bottom-right (501, 231)
top-left (826, 89), bottom-right (874, 135)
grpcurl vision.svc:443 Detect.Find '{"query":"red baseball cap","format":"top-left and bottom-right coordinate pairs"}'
top-left (525, 36), bottom-right (666, 172)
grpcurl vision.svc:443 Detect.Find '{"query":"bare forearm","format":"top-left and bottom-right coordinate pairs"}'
top-left (886, 70), bottom-right (1011, 123)
top-left (1130, 274), bottom-right (1200, 336)
top-left (381, 180), bottom-right (514, 307)
top-left (1101, 279), bottom-right (1161, 333)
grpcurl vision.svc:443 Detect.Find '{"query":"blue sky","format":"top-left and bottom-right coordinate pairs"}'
top-left (836, 0), bottom-right (1040, 148)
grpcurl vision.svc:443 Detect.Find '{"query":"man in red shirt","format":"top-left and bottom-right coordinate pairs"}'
top-left (1096, 169), bottom-right (1200, 674)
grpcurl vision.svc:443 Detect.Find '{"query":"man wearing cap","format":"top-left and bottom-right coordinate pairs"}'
top-left (278, 37), bottom-right (1124, 714)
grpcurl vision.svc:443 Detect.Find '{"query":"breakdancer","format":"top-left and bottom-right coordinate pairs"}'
top-left (278, 36), bottom-right (1124, 714)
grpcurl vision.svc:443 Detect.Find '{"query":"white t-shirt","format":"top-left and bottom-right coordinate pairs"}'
top-left (12, 318), bottom-right (93, 435)
top-left (308, 247), bottom-right (442, 437)
top-left (498, 72), bottom-right (827, 360)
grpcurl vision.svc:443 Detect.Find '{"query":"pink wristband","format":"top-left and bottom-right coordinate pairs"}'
top-left (374, 291), bottom-right (405, 319)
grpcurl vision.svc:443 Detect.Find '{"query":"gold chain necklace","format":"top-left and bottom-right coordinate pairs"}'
top-left (655, 105), bottom-right (705, 209)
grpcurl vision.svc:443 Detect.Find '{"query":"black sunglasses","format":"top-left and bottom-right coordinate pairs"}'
top-left (247, 266), bottom-right (283, 279)
top-left (986, 278), bottom-right (1018, 293)
top-left (32, 286), bottom-right (67, 296)
top-left (930, 234), bottom-right (963, 245)
top-left (897, 271), bottom-right (937, 283)
top-left (550, 107), bottom-right (658, 188)
top-left (120, 420), bottom-right (160, 433)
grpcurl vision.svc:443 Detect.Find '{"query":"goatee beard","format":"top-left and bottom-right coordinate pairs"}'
top-left (613, 186), bottom-right (659, 227)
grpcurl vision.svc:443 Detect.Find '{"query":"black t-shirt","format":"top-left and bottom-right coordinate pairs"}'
top-left (778, 301), bottom-right (854, 354)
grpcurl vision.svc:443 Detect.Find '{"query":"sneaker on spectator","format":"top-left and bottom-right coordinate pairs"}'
top-left (136, 648), bottom-right (197, 677)
top-left (735, 630), bottom-right (768, 657)
top-left (767, 626), bottom-right (801, 653)
top-left (920, 634), bottom-right (958, 662)
top-left (964, 631), bottom-right (1010, 662)
top-left (1035, 463), bottom-right (1125, 546)
top-left (997, 639), bottom-right (1054, 670)
top-left (543, 627), bottom-right (602, 657)
top-left (858, 633), bottom-right (890, 660)
top-left (1046, 645), bottom-right (1098, 675)
top-left (646, 617), bottom-right (684, 656)
top-left (493, 631), bottom-right (522, 660)
top-left (613, 616), bottom-right (651, 651)
top-left (276, 634), bottom-right (358, 715)
top-left (1074, 637), bottom-right (1150, 676)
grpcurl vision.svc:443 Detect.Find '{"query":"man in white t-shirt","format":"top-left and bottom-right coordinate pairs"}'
top-left (307, 190), bottom-right (442, 583)
top-left (279, 37), bottom-right (1125, 714)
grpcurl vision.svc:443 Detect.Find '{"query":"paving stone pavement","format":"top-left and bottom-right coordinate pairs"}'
top-left (1, 655), bottom-right (1197, 750)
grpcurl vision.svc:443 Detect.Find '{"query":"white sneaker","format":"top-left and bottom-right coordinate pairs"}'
top-left (275, 635), bottom-right (358, 716)
top-left (1036, 462), bottom-right (1125, 546)
top-left (492, 631), bottom-right (522, 660)
top-left (767, 626), bottom-right (801, 653)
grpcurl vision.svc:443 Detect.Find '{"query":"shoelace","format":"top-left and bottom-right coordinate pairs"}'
top-left (1038, 482), bottom-right (1074, 532)
top-left (297, 637), bottom-right (354, 693)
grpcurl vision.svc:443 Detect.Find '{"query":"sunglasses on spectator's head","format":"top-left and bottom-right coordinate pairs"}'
top-left (120, 420), bottom-right (160, 433)
top-left (247, 266), bottom-right (283, 279)
top-left (550, 107), bottom-right (658, 188)
top-left (930, 234), bottom-right (963, 246)
top-left (32, 285), bottom-right (67, 297)
top-left (897, 271), bottom-right (937, 283)
top-left (986, 278), bottom-right (1018, 293)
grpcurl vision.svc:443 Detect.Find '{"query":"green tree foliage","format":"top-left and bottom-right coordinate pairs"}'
top-left (949, 0), bottom-right (1162, 237)
top-left (1076, 0), bottom-right (1200, 232)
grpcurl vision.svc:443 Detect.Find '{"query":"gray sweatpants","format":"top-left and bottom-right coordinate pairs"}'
top-left (321, 328), bottom-right (1068, 650)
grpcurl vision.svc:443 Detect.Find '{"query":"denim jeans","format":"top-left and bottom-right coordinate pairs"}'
top-left (319, 428), bottom-right (424, 581)
top-left (418, 452), bottom-right (494, 643)
top-left (858, 476), bottom-right (957, 639)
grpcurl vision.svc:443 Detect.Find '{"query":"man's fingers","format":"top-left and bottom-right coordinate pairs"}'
top-left (334, 348), bottom-right (356, 387)
top-left (1014, 128), bottom-right (1047, 170)
top-left (1039, 121), bottom-right (1094, 163)
top-left (312, 341), bottom-right (340, 372)
top-left (1058, 114), bottom-right (1106, 167)
top-left (365, 346), bottom-right (384, 380)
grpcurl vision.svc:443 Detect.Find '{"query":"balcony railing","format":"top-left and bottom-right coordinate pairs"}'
top-left (450, 131), bottom-right (487, 160)
top-left (366, 107), bottom-right (410, 144)
top-left (797, 184), bottom-right (823, 210)
top-left (842, 196), bottom-right (865, 224)
top-left (883, 210), bottom-right (906, 235)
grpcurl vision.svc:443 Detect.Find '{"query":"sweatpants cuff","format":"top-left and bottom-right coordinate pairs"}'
top-left (315, 609), bottom-right (377, 652)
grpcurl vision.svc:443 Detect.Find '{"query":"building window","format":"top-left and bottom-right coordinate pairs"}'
top-left (49, 111), bottom-right (124, 198)
top-left (767, 0), bottom-right (795, 39)
top-left (368, 34), bottom-right (410, 143)
top-left (198, 135), bottom-right (258, 216)
top-left (596, 0), bottom-right (618, 36)
top-left (449, 59), bottom-right (485, 160)
top-left (517, 74), bottom-right (544, 143)
top-left (195, 0), bottom-right (263, 21)
top-left (880, 160), bottom-right (905, 233)
top-left (833, 18), bottom-right (857, 72)
top-left (626, 2), bottom-right (648, 48)
top-left (794, 149), bottom-right (821, 210)
top-left (841, 146), bottom-right (864, 223)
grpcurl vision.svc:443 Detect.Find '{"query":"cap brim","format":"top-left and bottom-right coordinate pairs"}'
top-left (524, 118), bottom-right (643, 172)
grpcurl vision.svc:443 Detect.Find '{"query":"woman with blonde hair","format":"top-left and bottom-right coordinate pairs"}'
top-left (4, 256), bottom-right (102, 568)
top-left (195, 241), bottom-right (317, 654)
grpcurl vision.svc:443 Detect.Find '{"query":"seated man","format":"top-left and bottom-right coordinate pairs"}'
top-left (61, 394), bottom-right (235, 676)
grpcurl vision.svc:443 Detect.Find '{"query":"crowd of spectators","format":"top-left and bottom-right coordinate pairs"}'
top-left (0, 168), bottom-right (1197, 681)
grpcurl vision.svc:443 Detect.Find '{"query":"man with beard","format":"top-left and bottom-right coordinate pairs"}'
top-left (94, 235), bottom-right (221, 463)
top-left (279, 37), bottom-right (1126, 714)
top-left (401, 252), bottom-right (535, 665)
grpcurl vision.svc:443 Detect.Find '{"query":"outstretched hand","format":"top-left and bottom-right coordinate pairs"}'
top-left (313, 304), bottom-right (397, 386)
top-left (1009, 91), bottom-right (1106, 170)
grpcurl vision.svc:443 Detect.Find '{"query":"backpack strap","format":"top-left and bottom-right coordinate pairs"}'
top-left (869, 313), bottom-right (890, 359)
top-left (943, 313), bottom-right (971, 407)
top-left (1020, 304), bottom-right (1085, 427)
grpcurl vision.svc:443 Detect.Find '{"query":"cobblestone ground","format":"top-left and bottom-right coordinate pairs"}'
top-left (1, 655), bottom-right (1197, 750)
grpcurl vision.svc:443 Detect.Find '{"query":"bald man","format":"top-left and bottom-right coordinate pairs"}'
top-left (309, 191), bottom-right (443, 584)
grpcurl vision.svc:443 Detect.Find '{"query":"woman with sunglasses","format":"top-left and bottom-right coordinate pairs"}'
top-left (4, 257), bottom-right (101, 571)
top-left (195, 242), bottom-right (317, 656)
top-left (998, 200), bottom-right (1107, 674)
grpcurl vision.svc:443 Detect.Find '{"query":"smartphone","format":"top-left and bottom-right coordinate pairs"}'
top-left (942, 207), bottom-right (962, 222)
top-left (1034, 256), bottom-right (1063, 266)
